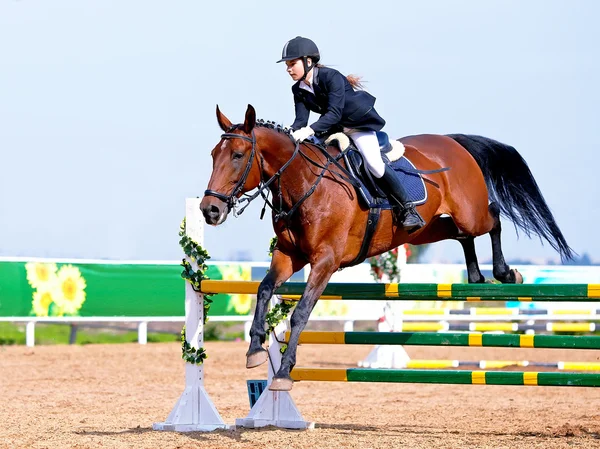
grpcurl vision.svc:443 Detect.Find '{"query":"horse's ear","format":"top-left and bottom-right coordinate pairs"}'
top-left (216, 105), bottom-right (233, 132)
top-left (242, 104), bottom-right (256, 134)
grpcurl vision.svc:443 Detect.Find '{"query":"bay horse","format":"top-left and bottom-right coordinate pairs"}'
top-left (200, 104), bottom-right (573, 391)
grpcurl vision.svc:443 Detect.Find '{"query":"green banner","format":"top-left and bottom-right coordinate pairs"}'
top-left (0, 260), bottom-right (254, 318)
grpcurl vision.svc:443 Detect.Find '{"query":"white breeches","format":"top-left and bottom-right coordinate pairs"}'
top-left (344, 129), bottom-right (386, 178)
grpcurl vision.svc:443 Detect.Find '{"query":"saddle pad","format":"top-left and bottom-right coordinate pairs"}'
top-left (389, 156), bottom-right (428, 205)
top-left (349, 152), bottom-right (427, 209)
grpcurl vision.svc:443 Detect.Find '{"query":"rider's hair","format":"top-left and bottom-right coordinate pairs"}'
top-left (314, 63), bottom-right (364, 90)
top-left (346, 74), bottom-right (364, 90)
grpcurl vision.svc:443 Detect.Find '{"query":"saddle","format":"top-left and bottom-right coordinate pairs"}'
top-left (306, 131), bottom-right (439, 267)
top-left (325, 131), bottom-right (428, 209)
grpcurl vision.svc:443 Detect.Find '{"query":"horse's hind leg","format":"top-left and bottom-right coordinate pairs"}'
top-left (246, 249), bottom-right (302, 369)
top-left (488, 202), bottom-right (523, 284)
top-left (458, 236), bottom-right (486, 283)
top-left (409, 216), bottom-right (486, 283)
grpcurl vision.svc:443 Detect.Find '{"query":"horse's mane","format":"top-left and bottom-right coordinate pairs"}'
top-left (256, 119), bottom-right (293, 135)
top-left (229, 119), bottom-right (293, 136)
top-left (229, 119), bottom-right (339, 157)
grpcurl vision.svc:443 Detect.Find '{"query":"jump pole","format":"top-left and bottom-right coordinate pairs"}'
top-left (239, 298), bottom-right (600, 429)
top-left (153, 198), bottom-right (229, 432)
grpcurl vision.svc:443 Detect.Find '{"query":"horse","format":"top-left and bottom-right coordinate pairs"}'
top-left (200, 104), bottom-right (573, 391)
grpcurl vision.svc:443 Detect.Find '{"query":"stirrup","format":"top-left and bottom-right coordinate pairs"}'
top-left (401, 204), bottom-right (425, 231)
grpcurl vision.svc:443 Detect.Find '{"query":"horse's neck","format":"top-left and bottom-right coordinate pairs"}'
top-left (259, 132), bottom-right (316, 208)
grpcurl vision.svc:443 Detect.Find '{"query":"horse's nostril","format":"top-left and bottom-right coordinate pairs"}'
top-left (202, 205), bottom-right (221, 223)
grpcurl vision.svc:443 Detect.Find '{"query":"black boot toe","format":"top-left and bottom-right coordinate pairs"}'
top-left (402, 208), bottom-right (426, 232)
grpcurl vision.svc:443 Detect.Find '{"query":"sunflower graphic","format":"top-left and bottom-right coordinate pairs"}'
top-left (32, 287), bottom-right (60, 317)
top-left (26, 262), bottom-right (87, 317)
top-left (221, 265), bottom-right (253, 315)
top-left (25, 262), bottom-right (58, 290)
top-left (53, 265), bottom-right (87, 315)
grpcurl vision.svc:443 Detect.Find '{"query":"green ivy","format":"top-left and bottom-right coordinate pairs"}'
top-left (369, 247), bottom-right (402, 283)
top-left (266, 236), bottom-right (293, 353)
top-left (265, 300), bottom-right (294, 355)
top-left (178, 218), bottom-right (212, 365)
top-left (265, 299), bottom-right (295, 337)
top-left (268, 236), bottom-right (278, 257)
top-left (180, 326), bottom-right (208, 365)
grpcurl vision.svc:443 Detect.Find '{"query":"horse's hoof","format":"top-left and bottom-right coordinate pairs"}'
top-left (512, 269), bottom-right (523, 284)
top-left (246, 349), bottom-right (268, 369)
top-left (269, 377), bottom-right (294, 391)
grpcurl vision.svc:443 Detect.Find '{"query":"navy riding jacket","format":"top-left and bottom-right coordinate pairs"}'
top-left (290, 66), bottom-right (386, 134)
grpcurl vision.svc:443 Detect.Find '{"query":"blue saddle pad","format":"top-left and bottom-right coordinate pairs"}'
top-left (345, 149), bottom-right (427, 209)
top-left (389, 156), bottom-right (428, 205)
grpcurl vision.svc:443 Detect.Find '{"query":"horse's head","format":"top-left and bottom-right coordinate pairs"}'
top-left (200, 104), bottom-right (261, 225)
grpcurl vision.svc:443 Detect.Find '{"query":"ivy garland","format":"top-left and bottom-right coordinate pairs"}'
top-left (265, 300), bottom-right (293, 333)
top-left (369, 244), bottom-right (435, 283)
top-left (369, 246), bottom-right (403, 283)
top-left (265, 299), bottom-right (295, 354)
top-left (178, 219), bottom-right (212, 365)
top-left (180, 326), bottom-right (208, 365)
top-left (268, 236), bottom-right (278, 257)
top-left (264, 236), bottom-right (295, 353)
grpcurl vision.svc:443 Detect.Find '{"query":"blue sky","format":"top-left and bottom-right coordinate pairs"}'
top-left (1, 1), bottom-right (598, 264)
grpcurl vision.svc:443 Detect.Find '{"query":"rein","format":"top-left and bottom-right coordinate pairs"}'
top-left (204, 130), bottom-right (305, 218)
top-left (203, 128), bottom-right (360, 223)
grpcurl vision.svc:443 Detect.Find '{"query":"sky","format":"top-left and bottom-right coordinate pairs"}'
top-left (1, 1), bottom-right (599, 265)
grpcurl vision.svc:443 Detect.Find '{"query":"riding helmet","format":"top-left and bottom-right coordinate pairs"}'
top-left (277, 36), bottom-right (320, 63)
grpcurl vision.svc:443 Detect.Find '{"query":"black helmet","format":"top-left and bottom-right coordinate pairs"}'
top-left (277, 36), bottom-right (320, 64)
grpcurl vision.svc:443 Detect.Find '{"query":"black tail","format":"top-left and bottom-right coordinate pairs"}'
top-left (447, 134), bottom-right (575, 261)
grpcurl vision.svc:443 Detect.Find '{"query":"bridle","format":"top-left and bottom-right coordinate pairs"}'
top-left (203, 131), bottom-right (258, 213)
top-left (203, 126), bottom-right (362, 222)
top-left (204, 129), bottom-right (304, 218)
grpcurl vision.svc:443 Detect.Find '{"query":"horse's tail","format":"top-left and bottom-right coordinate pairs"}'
top-left (447, 134), bottom-right (575, 261)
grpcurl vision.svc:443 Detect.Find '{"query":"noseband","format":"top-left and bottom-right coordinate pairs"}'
top-left (203, 130), bottom-right (257, 212)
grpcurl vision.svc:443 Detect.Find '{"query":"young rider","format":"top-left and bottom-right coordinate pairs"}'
top-left (278, 36), bottom-right (425, 232)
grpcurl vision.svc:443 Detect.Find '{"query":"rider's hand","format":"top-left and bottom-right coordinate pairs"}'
top-left (291, 126), bottom-right (315, 143)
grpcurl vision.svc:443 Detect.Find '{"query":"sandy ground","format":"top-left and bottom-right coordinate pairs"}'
top-left (1, 341), bottom-right (600, 449)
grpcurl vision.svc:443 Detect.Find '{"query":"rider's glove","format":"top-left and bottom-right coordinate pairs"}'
top-left (291, 126), bottom-right (315, 143)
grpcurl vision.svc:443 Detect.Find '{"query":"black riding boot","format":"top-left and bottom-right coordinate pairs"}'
top-left (377, 165), bottom-right (426, 232)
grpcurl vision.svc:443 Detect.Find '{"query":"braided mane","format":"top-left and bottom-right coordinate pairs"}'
top-left (254, 119), bottom-right (292, 135)
top-left (228, 119), bottom-right (293, 137)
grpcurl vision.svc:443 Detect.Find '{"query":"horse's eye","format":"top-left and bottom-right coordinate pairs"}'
top-left (232, 152), bottom-right (244, 160)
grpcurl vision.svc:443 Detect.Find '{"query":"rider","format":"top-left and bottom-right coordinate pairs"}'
top-left (278, 36), bottom-right (425, 232)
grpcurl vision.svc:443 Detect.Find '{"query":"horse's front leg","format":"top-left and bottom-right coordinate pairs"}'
top-left (246, 249), bottom-right (299, 368)
top-left (269, 254), bottom-right (338, 390)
